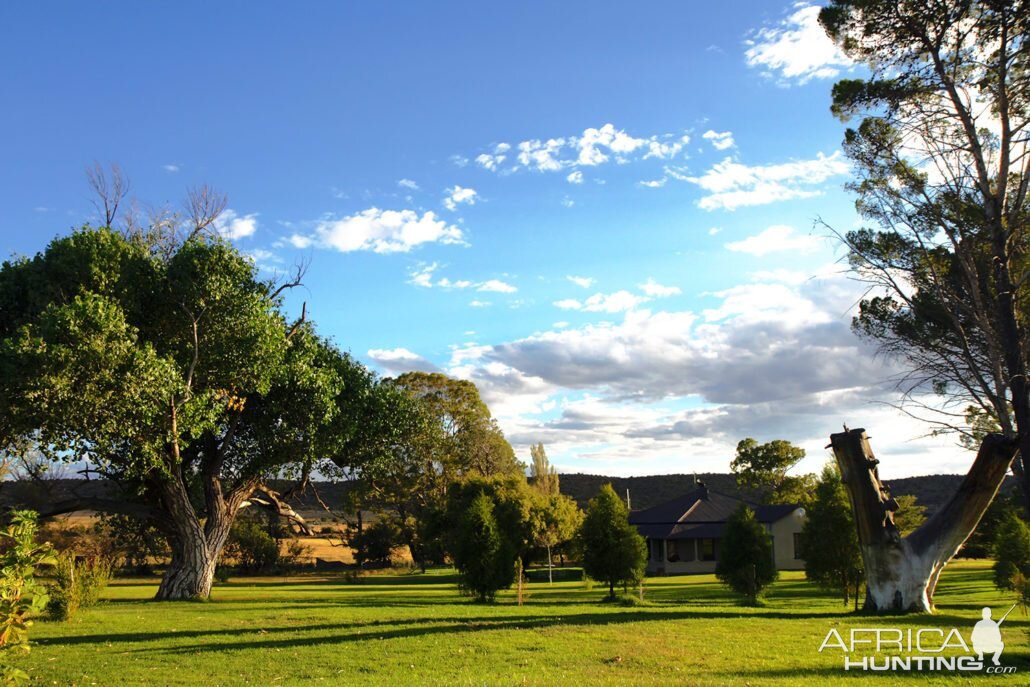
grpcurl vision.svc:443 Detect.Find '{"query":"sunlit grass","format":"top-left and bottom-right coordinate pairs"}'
top-left (21, 560), bottom-right (1029, 686)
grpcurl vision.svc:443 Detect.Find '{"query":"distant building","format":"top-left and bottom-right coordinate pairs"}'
top-left (628, 482), bottom-right (806, 575)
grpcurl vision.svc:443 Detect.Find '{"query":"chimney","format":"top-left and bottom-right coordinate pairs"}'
top-left (696, 479), bottom-right (708, 500)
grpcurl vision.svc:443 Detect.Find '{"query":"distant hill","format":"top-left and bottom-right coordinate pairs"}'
top-left (2, 472), bottom-right (1017, 521)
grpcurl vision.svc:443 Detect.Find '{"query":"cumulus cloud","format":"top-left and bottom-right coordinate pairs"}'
top-left (478, 279), bottom-right (517, 294)
top-left (476, 123), bottom-right (689, 175)
top-left (367, 347), bottom-right (441, 376)
top-left (553, 290), bottom-right (650, 313)
top-left (443, 185), bottom-right (478, 211)
top-left (398, 179), bottom-right (419, 190)
top-left (685, 152), bottom-right (850, 210)
top-left (702, 130), bottom-right (735, 150)
top-left (295, 208), bottom-right (465, 254)
top-left (567, 275), bottom-right (595, 289)
top-left (215, 209), bottom-right (258, 240)
top-left (725, 224), bottom-right (823, 256)
top-left (745, 3), bottom-right (853, 85)
top-left (639, 278), bottom-right (681, 297)
top-left (408, 264), bottom-right (516, 294)
top-left (400, 268), bottom-right (967, 476)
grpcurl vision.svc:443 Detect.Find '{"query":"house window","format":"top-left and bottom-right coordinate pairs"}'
top-left (667, 540), bottom-right (680, 562)
top-left (793, 533), bottom-right (803, 560)
top-left (699, 538), bottom-right (718, 561)
top-left (680, 539), bottom-right (695, 562)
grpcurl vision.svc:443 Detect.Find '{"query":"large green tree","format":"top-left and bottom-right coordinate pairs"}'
top-left (345, 372), bottom-right (521, 569)
top-left (820, 0), bottom-right (1027, 611)
top-left (715, 504), bottom-right (777, 605)
top-left (577, 484), bottom-right (646, 600)
top-left (800, 465), bottom-right (863, 606)
top-left (0, 227), bottom-right (367, 600)
top-left (731, 438), bottom-right (814, 505)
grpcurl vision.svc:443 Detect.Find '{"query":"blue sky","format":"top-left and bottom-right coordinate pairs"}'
top-left (0, 2), bottom-right (972, 477)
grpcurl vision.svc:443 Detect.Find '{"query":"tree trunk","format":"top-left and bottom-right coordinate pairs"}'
top-left (152, 468), bottom-right (239, 601)
top-left (829, 428), bottom-right (1015, 613)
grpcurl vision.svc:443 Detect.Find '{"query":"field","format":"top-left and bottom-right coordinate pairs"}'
top-left (19, 560), bottom-right (1028, 686)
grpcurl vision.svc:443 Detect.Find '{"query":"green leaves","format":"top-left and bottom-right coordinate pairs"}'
top-left (715, 504), bottom-right (777, 604)
top-left (577, 484), bottom-right (646, 599)
top-left (0, 510), bottom-right (55, 684)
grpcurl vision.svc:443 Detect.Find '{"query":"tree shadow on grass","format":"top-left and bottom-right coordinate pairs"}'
top-left (38, 608), bottom-right (850, 654)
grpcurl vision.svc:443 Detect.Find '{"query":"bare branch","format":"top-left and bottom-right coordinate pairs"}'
top-left (85, 162), bottom-right (129, 227)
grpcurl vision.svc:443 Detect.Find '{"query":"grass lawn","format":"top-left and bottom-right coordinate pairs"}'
top-left (18, 559), bottom-right (1029, 686)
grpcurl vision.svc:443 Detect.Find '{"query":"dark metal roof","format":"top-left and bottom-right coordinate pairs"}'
top-left (629, 486), bottom-right (799, 539)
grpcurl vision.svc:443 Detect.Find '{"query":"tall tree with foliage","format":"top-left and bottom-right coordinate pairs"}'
top-left (345, 373), bottom-right (521, 569)
top-left (800, 465), bottom-right (863, 606)
top-left (0, 227), bottom-right (367, 600)
top-left (715, 504), bottom-right (777, 605)
top-left (578, 484), bottom-right (646, 600)
top-left (993, 511), bottom-right (1030, 592)
top-left (392, 372), bottom-right (521, 478)
top-left (453, 492), bottom-right (513, 602)
top-left (819, 0), bottom-right (1028, 611)
top-left (530, 443), bottom-right (559, 496)
top-left (444, 478), bottom-right (534, 601)
top-left (731, 438), bottom-right (813, 504)
top-left (530, 492), bottom-right (583, 584)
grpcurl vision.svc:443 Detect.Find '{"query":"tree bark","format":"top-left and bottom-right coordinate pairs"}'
top-left (829, 427), bottom-right (1015, 613)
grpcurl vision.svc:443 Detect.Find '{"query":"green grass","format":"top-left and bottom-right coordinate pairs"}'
top-left (18, 560), bottom-right (1030, 686)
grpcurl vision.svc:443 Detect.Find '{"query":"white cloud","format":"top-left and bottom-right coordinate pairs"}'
top-left (409, 262), bottom-right (439, 288)
top-left (163, 164), bottom-right (180, 173)
top-left (443, 185), bottom-right (478, 211)
top-left (639, 278), bottom-right (681, 297)
top-left (708, 227), bottom-right (722, 236)
top-left (450, 155), bottom-right (470, 167)
top-left (408, 264), bottom-right (516, 294)
top-left (470, 300), bottom-right (491, 308)
top-left (554, 290), bottom-right (650, 313)
top-left (367, 347), bottom-right (441, 376)
top-left (398, 179), bottom-right (419, 190)
top-left (441, 267), bottom-right (979, 477)
top-left (702, 130), bottom-right (735, 150)
top-left (215, 209), bottom-right (258, 241)
top-left (567, 275), bottom-right (595, 289)
top-left (561, 197), bottom-right (575, 208)
top-left (478, 279), bottom-right (517, 294)
top-left (479, 124), bottom-right (688, 175)
top-left (286, 234), bottom-right (313, 249)
top-left (745, 3), bottom-right (852, 85)
top-left (725, 224), bottom-right (823, 256)
top-left (244, 248), bottom-right (283, 271)
top-left (685, 152), bottom-right (850, 211)
top-left (639, 178), bottom-right (667, 188)
top-left (303, 208), bottom-right (465, 254)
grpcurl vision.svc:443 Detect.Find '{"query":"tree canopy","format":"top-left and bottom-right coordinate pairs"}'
top-left (730, 438), bottom-right (812, 505)
top-left (715, 503), bottom-right (777, 605)
top-left (800, 464), bottom-right (863, 606)
top-left (577, 484), bottom-right (646, 600)
top-left (0, 226), bottom-right (371, 599)
top-left (819, 0), bottom-right (1030, 508)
